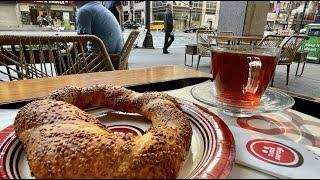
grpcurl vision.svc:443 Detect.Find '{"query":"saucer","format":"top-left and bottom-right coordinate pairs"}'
top-left (191, 81), bottom-right (295, 117)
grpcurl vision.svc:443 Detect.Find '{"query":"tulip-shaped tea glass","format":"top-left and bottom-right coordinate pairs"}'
top-left (191, 46), bottom-right (295, 117)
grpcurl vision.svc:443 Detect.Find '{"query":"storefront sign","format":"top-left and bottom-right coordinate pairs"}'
top-left (63, 12), bottom-right (69, 20)
top-left (19, 4), bottom-right (30, 12)
top-left (18, 1), bottom-right (72, 6)
top-left (266, 12), bottom-right (277, 21)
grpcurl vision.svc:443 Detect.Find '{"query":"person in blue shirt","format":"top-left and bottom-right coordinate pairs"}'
top-left (75, 1), bottom-right (124, 54)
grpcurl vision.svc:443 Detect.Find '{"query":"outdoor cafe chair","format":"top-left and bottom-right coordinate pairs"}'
top-left (108, 30), bottom-right (139, 70)
top-left (216, 30), bottom-right (234, 45)
top-left (270, 35), bottom-right (309, 86)
top-left (0, 35), bottom-right (114, 81)
top-left (257, 34), bottom-right (286, 47)
top-left (196, 30), bottom-right (215, 70)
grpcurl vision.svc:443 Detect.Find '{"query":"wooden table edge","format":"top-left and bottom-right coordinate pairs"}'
top-left (0, 65), bottom-right (211, 105)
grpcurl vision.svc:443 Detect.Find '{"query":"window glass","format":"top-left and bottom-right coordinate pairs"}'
top-left (308, 29), bottom-right (320, 37)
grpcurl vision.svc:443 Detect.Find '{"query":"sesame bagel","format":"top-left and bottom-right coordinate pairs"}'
top-left (14, 84), bottom-right (192, 179)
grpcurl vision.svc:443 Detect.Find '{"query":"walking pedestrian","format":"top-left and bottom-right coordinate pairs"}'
top-left (163, 2), bottom-right (174, 54)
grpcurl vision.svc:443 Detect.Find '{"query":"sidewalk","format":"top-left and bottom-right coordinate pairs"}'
top-left (128, 47), bottom-right (320, 98)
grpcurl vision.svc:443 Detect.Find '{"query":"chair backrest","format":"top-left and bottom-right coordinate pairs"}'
top-left (257, 35), bottom-right (286, 47)
top-left (196, 30), bottom-right (215, 57)
top-left (216, 31), bottom-right (234, 44)
top-left (118, 30), bottom-right (139, 70)
top-left (219, 31), bottom-right (234, 36)
top-left (0, 35), bottom-right (114, 81)
top-left (279, 35), bottom-right (309, 64)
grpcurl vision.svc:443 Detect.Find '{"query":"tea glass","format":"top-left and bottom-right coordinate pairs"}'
top-left (211, 46), bottom-right (281, 109)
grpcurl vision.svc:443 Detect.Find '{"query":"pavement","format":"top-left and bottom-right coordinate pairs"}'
top-left (0, 29), bottom-right (319, 98)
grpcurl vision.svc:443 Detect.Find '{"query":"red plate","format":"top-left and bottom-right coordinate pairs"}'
top-left (0, 98), bottom-right (235, 179)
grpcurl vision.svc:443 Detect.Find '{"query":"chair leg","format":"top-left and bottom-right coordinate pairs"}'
top-left (191, 54), bottom-right (194, 67)
top-left (184, 54), bottom-right (194, 67)
top-left (286, 64), bottom-right (290, 85)
top-left (300, 61), bottom-right (306, 76)
top-left (295, 61), bottom-right (300, 76)
top-left (184, 51), bottom-right (187, 66)
top-left (271, 73), bottom-right (275, 87)
top-left (196, 55), bottom-right (201, 70)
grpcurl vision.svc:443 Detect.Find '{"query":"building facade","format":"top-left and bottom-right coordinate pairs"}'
top-left (18, 1), bottom-right (74, 26)
top-left (152, 1), bottom-right (218, 30)
top-left (266, 1), bottom-right (320, 34)
top-left (123, 1), bottom-right (145, 24)
top-left (0, 1), bottom-right (75, 29)
top-left (122, 1), bottom-right (218, 30)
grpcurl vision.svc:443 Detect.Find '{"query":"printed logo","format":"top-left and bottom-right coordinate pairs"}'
top-left (246, 139), bottom-right (303, 167)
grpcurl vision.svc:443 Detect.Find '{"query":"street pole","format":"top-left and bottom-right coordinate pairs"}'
top-left (73, 6), bottom-right (77, 29)
top-left (143, 1), bottom-right (154, 49)
top-left (189, 1), bottom-right (192, 27)
top-left (298, 1), bottom-right (308, 34)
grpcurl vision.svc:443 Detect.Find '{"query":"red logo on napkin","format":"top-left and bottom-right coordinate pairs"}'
top-left (246, 139), bottom-right (303, 167)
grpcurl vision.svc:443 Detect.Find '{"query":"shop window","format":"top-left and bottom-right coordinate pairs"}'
top-left (155, 2), bottom-right (163, 7)
top-left (175, 12), bottom-right (188, 20)
top-left (308, 29), bottom-right (320, 37)
top-left (206, 2), bottom-right (216, 9)
top-left (153, 13), bottom-right (164, 21)
top-left (192, 13), bottom-right (201, 21)
top-left (21, 11), bottom-right (31, 25)
top-left (192, 1), bottom-right (203, 8)
top-left (134, 10), bottom-right (142, 23)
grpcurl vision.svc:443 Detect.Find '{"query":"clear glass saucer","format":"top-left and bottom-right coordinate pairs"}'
top-left (190, 81), bottom-right (295, 117)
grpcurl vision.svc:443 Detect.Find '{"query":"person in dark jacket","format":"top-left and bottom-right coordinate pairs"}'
top-left (103, 1), bottom-right (124, 31)
top-left (163, 2), bottom-right (174, 54)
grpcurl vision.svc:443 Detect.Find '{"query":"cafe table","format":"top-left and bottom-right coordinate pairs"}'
top-left (0, 65), bottom-right (319, 179)
top-left (208, 35), bottom-right (263, 45)
top-left (0, 65), bottom-right (210, 104)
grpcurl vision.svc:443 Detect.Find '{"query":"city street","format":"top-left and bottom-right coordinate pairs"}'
top-left (0, 29), bottom-right (319, 98)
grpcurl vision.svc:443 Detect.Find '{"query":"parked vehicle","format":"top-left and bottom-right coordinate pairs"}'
top-left (301, 23), bottom-right (320, 63)
top-left (184, 26), bottom-right (208, 33)
top-left (124, 20), bottom-right (133, 29)
top-left (150, 21), bottom-right (164, 31)
top-left (124, 20), bottom-right (141, 29)
top-left (132, 22), bottom-right (141, 29)
top-left (299, 28), bottom-right (306, 34)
